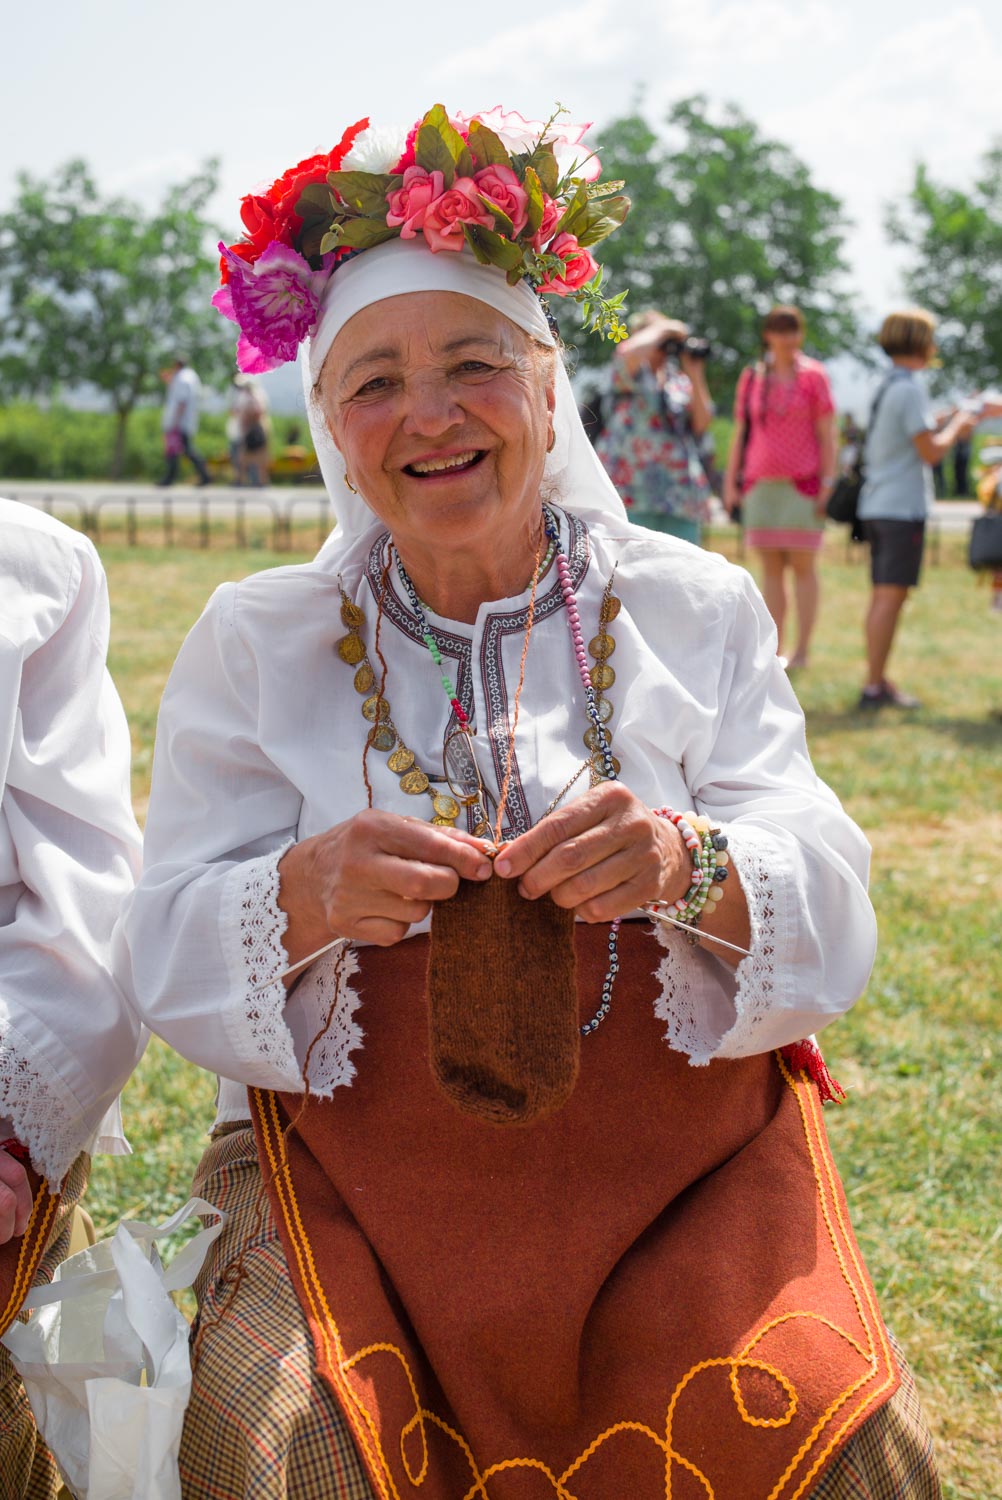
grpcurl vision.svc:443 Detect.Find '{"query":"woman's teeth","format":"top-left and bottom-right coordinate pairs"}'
top-left (408, 451), bottom-right (481, 475)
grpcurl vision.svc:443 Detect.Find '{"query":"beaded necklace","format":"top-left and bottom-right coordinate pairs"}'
top-left (395, 505), bottom-right (623, 1036)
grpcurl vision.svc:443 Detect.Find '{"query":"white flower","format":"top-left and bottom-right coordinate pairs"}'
top-left (341, 124), bottom-right (409, 175)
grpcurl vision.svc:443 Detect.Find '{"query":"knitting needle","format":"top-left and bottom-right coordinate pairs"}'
top-left (641, 905), bottom-right (753, 958)
top-left (252, 907), bottom-right (751, 997)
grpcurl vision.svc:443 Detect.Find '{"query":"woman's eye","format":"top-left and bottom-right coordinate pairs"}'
top-left (353, 375), bottom-right (392, 398)
top-left (456, 360), bottom-right (494, 376)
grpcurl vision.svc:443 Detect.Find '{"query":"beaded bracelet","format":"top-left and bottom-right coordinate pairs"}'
top-left (652, 808), bottom-right (730, 934)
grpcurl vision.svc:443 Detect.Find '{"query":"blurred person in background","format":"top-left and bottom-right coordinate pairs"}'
top-left (158, 356), bottom-right (211, 487)
top-left (229, 375), bottom-right (272, 486)
top-left (856, 309), bottom-right (996, 710)
top-left (595, 310), bottom-right (713, 544)
top-left (723, 306), bottom-right (837, 671)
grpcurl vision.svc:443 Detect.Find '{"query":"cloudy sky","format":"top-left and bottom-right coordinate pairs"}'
top-left (4, 0), bottom-right (1000, 406)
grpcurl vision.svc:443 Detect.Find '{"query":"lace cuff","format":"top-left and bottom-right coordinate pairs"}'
top-left (284, 943), bottom-right (365, 1096)
top-left (218, 841), bottom-right (302, 1089)
top-left (652, 823), bottom-right (796, 1064)
top-left (0, 1023), bottom-right (86, 1185)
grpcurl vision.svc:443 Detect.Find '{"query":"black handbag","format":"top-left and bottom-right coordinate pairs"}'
top-left (969, 510), bottom-right (1002, 570)
top-left (826, 375), bottom-right (899, 528)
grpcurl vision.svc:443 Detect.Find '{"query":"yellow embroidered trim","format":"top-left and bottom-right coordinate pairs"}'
top-left (251, 1056), bottom-right (898, 1500)
top-left (0, 1178), bottom-right (57, 1338)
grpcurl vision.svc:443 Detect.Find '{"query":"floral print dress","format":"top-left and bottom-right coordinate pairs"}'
top-left (595, 362), bottom-right (710, 525)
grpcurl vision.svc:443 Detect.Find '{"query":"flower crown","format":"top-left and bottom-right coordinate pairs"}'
top-left (213, 105), bottom-right (630, 373)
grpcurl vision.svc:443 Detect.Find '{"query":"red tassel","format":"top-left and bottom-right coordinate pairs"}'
top-left (781, 1040), bottom-right (846, 1104)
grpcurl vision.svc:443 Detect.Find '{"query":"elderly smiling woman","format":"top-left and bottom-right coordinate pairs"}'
top-left (117, 108), bottom-right (939, 1500)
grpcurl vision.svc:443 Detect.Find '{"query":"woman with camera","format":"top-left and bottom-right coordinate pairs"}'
top-left (595, 310), bottom-right (713, 543)
top-left (723, 306), bottom-right (837, 670)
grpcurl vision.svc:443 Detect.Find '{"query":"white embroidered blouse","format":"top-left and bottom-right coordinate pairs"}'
top-left (116, 508), bottom-right (876, 1124)
top-left (1, 501), bottom-right (144, 1184)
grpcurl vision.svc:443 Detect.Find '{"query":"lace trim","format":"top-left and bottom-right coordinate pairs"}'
top-left (725, 827), bottom-right (784, 1054)
top-left (0, 1025), bottom-right (83, 1185)
top-left (651, 825), bottom-right (786, 1064)
top-left (220, 842), bottom-right (300, 1084)
top-left (295, 943), bottom-right (365, 1097)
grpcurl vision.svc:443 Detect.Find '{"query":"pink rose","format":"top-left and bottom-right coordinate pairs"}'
top-left (386, 166), bottom-right (446, 239)
top-left (473, 164), bottom-right (529, 238)
top-left (531, 194), bottom-right (561, 251)
top-left (421, 177), bottom-right (495, 252)
top-left (536, 232), bottom-right (598, 295)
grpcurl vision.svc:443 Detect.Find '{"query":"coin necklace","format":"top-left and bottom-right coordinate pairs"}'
top-left (336, 569), bottom-right (465, 829)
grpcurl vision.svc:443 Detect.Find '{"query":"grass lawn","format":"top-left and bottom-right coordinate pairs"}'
top-left (89, 523), bottom-right (999, 1499)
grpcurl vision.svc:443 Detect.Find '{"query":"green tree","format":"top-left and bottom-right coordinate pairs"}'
top-left (886, 145), bottom-right (1002, 389)
top-left (0, 160), bottom-right (233, 477)
top-left (568, 98), bottom-right (858, 399)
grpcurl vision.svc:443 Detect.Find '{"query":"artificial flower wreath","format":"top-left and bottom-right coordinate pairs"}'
top-left (213, 105), bottom-right (630, 372)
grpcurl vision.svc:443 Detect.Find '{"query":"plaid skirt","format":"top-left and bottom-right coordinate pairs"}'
top-left (180, 1127), bottom-right (941, 1500)
top-left (0, 1154), bottom-right (89, 1500)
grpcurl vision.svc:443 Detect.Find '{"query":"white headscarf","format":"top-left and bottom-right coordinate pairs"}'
top-left (303, 237), bottom-right (627, 560)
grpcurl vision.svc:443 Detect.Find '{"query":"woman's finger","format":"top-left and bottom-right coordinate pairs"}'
top-left (0, 1155), bottom-right (32, 1243)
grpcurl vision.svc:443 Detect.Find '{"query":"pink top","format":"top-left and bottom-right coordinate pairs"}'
top-left (735, 356), bottom-right (835, 496)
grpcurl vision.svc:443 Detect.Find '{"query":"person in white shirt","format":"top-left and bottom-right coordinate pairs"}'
top-left (118, 208), bottom-right (937, 1494)
top-left (158, 357), bottom-right (211, 487)
top-left (0, 500), bottom-right (144, 1497)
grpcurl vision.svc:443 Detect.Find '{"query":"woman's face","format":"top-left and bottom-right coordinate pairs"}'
top-left (764, 326), bottom-right (803, 357)
top-left (320, 291), bottom-right (556, 561)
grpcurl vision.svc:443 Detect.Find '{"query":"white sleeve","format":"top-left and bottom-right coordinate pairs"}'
top-left (114, 584), bottom-right (307, 1091)
top-left (0, 538), bottom-right (144, 1185)
top-left (657, 568), bottom-right (876, 1062)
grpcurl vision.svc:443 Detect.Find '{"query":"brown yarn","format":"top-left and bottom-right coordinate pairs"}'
top-left (427, 875), bottom-right (579, 1125)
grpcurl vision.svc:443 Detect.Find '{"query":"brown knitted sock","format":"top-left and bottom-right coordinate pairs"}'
top-left (427, 876), bottom-right (579, 1125)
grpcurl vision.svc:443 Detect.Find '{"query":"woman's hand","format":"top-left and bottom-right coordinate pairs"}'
top-left (278, 811), bottom-right (493, 964)
top-left (0, 1151), bottom-right (32, 1245)
top-left (493, 783), bottom-right (691, 922)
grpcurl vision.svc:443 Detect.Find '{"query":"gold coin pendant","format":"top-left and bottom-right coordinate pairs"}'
top-left (432, 792), bottom-right (460, 820)
top-left (399, 769), bottom-right (430, 795)
top-left (387, 746), bottom-right (415, 774)
top-left (600, 593), bottom-right (621, 625)
top-left (336, 634), bottom-right (365, 666)
top-left (340, 600), bottom-right (366, 628)
top-left (353, 663), bottom-right (375, 694)
top-left (595, 696), bottom-right (614, 724)
top-left (592, 751), bottom-right (621, 776)
top-left (590, 662), bottom-right (615, 691)
top-left (368, 725), bottom-right (396, 752)
top-left (361, 694), bottom-right (390, 723)
top-left (589, 633), bottom-right (615, 660)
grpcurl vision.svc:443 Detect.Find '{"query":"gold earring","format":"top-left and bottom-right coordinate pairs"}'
top-left (344, 474), bottom-right (358, 494)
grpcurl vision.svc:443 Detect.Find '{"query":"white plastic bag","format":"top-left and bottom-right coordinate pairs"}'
top-left (1, 1197), bottom-right (224, 1500)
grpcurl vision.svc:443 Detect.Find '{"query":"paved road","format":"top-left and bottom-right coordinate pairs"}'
top-left (1, 480), bottom-right (983, 532)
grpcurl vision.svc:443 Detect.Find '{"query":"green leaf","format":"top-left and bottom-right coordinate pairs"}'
top-left (476, 194), bottom-right (515, 240)
top-left (523, 166), bottom-right (545, 240)
top-left (414, 104), bottom-right (472, 185)
top-left (415, 123), bottom-right (456, 186)
top-left (327, 171), bottom-right (399, 217)
top-left (463, 224), bottom-right (523, 271)
top-left (576, 195), bottom-right (631, 248)
top-left (554, 182), bottom-right (590, 239)
top-left (300, 223), bottom-right (332, 260)
top-left (296, 183), bottom-right (336, 216)
top-left (467, 121), bottom-right (511, 170)
top-left (336, 218), bottom-right (399, 250)
top-left (586, 179), bottom-right (626, 200)
top-left (529, 145), bottom-right (559, 199)
top-left (319, 230), bottom-right (342, 255)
